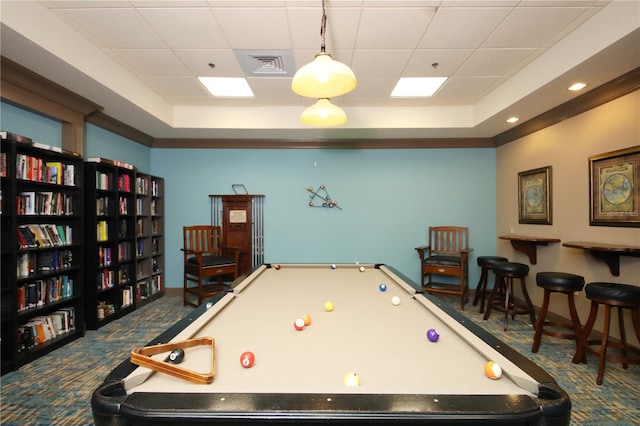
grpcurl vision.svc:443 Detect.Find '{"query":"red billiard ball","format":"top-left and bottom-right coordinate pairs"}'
top-left (275, 264), bottom-right (281, 270)
top-left (294, 317), bottom-right (306, 331)
top-left (240, 351), bottom-right (255, 368)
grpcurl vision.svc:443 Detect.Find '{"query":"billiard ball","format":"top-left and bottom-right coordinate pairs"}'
top-left (240, 351), bottom-right (255, 368)
top-left (294, 317), bottom-right (306, 330)
top-left (359, 266), bottom-right (365, 272)
top-left (331, 264), bottom-right (336, 269)
top-left (391, 296), bottom-right (400, 306)
top-left (379, 283), bottom-right (387, 292)
top-left (324, 301), bottom-right (334, 312)
top-left (426, 328), bottom-right (439, 342)
top-left (301, 314), bottom-right (312, 326)
top-left (343, 371), bottom-right (360, 386)
top-left (168, 348), bottom-right (185, 364)
top-left (274, 264), bottom-right (281, 270)
top-left (484, 361), bottom-right (502, 379)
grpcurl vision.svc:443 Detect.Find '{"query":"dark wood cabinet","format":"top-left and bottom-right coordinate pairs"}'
top-left (210, 194), bottom-right (265, 275)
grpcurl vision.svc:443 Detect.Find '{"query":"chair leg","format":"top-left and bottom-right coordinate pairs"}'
top-left (573, 301), bottom-right (598, 364)
top-left (532, 289), bottom-right (551, 353)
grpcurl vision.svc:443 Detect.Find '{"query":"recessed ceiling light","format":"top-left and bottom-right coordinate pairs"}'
top-left (198, 77), bottom-right (255, 97)
top-left (391, 77), bottom-right (448, 97)
top-left (506, 117), bottom-right (520, 124)
top-left (568, 82), bottom-right (588, 91)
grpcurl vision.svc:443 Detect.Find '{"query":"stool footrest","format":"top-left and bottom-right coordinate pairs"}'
top-left (584, 339), bottom-right (640, 366)
top-left (539, 321), bottom-right (579, 340)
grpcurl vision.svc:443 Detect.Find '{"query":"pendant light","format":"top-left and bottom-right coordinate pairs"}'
top-left (300, 98), bottom-right (347, 127)
top-left (291, 0), bottom-right (357, 99)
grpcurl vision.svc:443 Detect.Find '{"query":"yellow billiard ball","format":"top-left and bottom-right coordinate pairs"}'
top-left (324, 301), bottom-right (334, 312)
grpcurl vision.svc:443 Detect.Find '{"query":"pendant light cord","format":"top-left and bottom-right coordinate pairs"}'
top-left (320, 0), bottom-right (327, 53)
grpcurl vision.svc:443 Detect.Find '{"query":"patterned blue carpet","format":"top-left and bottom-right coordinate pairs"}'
top-left (1, 294), bottom-right (638, 425)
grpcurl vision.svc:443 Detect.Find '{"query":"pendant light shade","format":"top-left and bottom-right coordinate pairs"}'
top-left (300, 98), bottom-right (347, 127)
top-left (292, 53), bottom-right (357, 99)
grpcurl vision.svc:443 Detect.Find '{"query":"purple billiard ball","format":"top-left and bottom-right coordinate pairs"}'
top-left (427, 328), bottom-right (439, 342)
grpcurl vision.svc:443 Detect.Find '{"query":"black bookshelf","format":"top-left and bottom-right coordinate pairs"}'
top-left (1, 132), bottom-right (85, 375)
top-left (83, 159), bottom-right (137, 329)
top-left (135, 173), bottom-right (164, 307)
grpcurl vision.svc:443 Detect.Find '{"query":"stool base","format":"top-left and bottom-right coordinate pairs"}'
top-left (573, 300), bottom-right (640, 385)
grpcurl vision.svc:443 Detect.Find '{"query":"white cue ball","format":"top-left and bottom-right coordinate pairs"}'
top-left (359, 266), bottom-right (365, 272)
top-left (391, 296), bottom-right (400, 306)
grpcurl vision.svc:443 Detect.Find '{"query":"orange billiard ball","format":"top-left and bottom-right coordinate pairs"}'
top-left (484, 361), bottom-right (502, 379)
top-left (301, 314), bottom-right (312, 326)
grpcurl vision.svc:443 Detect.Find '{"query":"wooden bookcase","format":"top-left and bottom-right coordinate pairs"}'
top-left (134, 173), bottom-right (164, 307)
top-left (1, 132), bottom-right (85, 374)
top-left (83, 160), bottom-right (137, 329)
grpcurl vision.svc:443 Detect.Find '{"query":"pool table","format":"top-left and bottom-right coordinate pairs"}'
top-left (92, 263), bottom-right (571, 425)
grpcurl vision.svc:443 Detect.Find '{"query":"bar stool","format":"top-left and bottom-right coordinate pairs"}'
top-left (472, 256), bottom-right (508, 313)
top-left (483, 262), bottom-right (536, 331)
top-left (532, 272), bottom-right (585, 354)
top-left (572, 282), bottom-right (640, 385)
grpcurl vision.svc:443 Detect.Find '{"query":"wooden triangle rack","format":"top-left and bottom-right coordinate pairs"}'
top-left (130, 336), bottom-right (216, 384)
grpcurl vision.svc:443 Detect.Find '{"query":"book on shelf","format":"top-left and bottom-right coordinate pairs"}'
top-left (97, 220), bottom-right (109, 241)
top-left (87, 157), bottom-right (134, 170)
top-left (45, 161), bottom-right (62, 184)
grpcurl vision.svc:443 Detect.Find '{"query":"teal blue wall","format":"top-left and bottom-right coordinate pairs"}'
top-left (1, 101), bottom-right (62, 147)
top-left (3, 100), bottom-right (498, 291)
top-left (152, 148), bottom-right (497, 288)
top-left (85, 124), bottom-right (151, 173)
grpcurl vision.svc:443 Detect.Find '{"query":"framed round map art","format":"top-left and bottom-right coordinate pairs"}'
top-left (518, 166), bottom-right (552, 225)
top-left (589, 145), bottom-right (640, 227)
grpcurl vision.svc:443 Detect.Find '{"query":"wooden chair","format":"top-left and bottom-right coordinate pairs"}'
top-left (415, 226), bottom-right (472, 310)
top-left (182, 225), bottom-right (240, 307)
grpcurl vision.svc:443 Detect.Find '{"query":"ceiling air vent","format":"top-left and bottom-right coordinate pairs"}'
top-left (235, 50), bottom-right (296, 77)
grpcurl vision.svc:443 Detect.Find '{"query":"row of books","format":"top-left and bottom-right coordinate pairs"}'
top-left (17, 224), bottom-right (73, 249)
top-left (16, 154), bottom-right (76, 186)
top-left (121, 286), bottom-right (134, 307)
top-left (87, 156), bottom-right (134, 170)
top-left (118, 173), bottom-right (132, 192)
top-left (96, 170), bottom-right (112, 190)
top-left (17, 276), bottom-right (74, 312)
top-left (97, 270), bottom-right (115, 291)
top-left (137, 275), bottom-right (163, 301)
top-left (151, 179), bottom-right (161, 197)
top-left (136, 176), bottom-right (149, 195)
top-left (17, 308), bottom-right (77, 352)
top-left (17, 250), bottom-right (74, 278)
top-left (17, 191), bottom-right (75, 216)
top-left (1, 151), bottom-right (6, 177)
top-left (97, 220), bottom-right (109, 241)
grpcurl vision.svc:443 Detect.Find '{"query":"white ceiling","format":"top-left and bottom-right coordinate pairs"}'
top-left (1, 0), bottom-right (639, 141)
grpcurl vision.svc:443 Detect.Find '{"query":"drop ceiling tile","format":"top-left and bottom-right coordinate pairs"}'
top-left (174, 49), bottom-right (245, 76)
top-left (212, 8), bottom-right (292, 49)
top-left (110, 49), bottom-right (192, 76)
top-left (355, 7), bottom-right (437, 49)
top-left (483, 6), bottom-right (589, 48)
top-left (350, 50), bottom-right (413, 78)
top-left (137, 8), bottom-right (230, 49)
top-left (437, 76), bottom-right (502, 100)
top-left (419, 7), bottom-right (513, 49)
top-left (62, 8), bottom-right (166, 49)
top-left (457, 48), bottom-right (537, 76)
top-left (404, 49), bottom-right (474, 76)
top-left (143, 76), bottom-right (209, 97)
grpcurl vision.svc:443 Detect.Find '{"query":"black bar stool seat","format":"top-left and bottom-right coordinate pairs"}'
top-left (532, 272), bottom-right (585, 354)
top-left (483, 262), bottom-right (536, 331)
top-left (473, 256), bottom-right (508, 313)
top-left (572, 282), bottom-right (640, 385)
